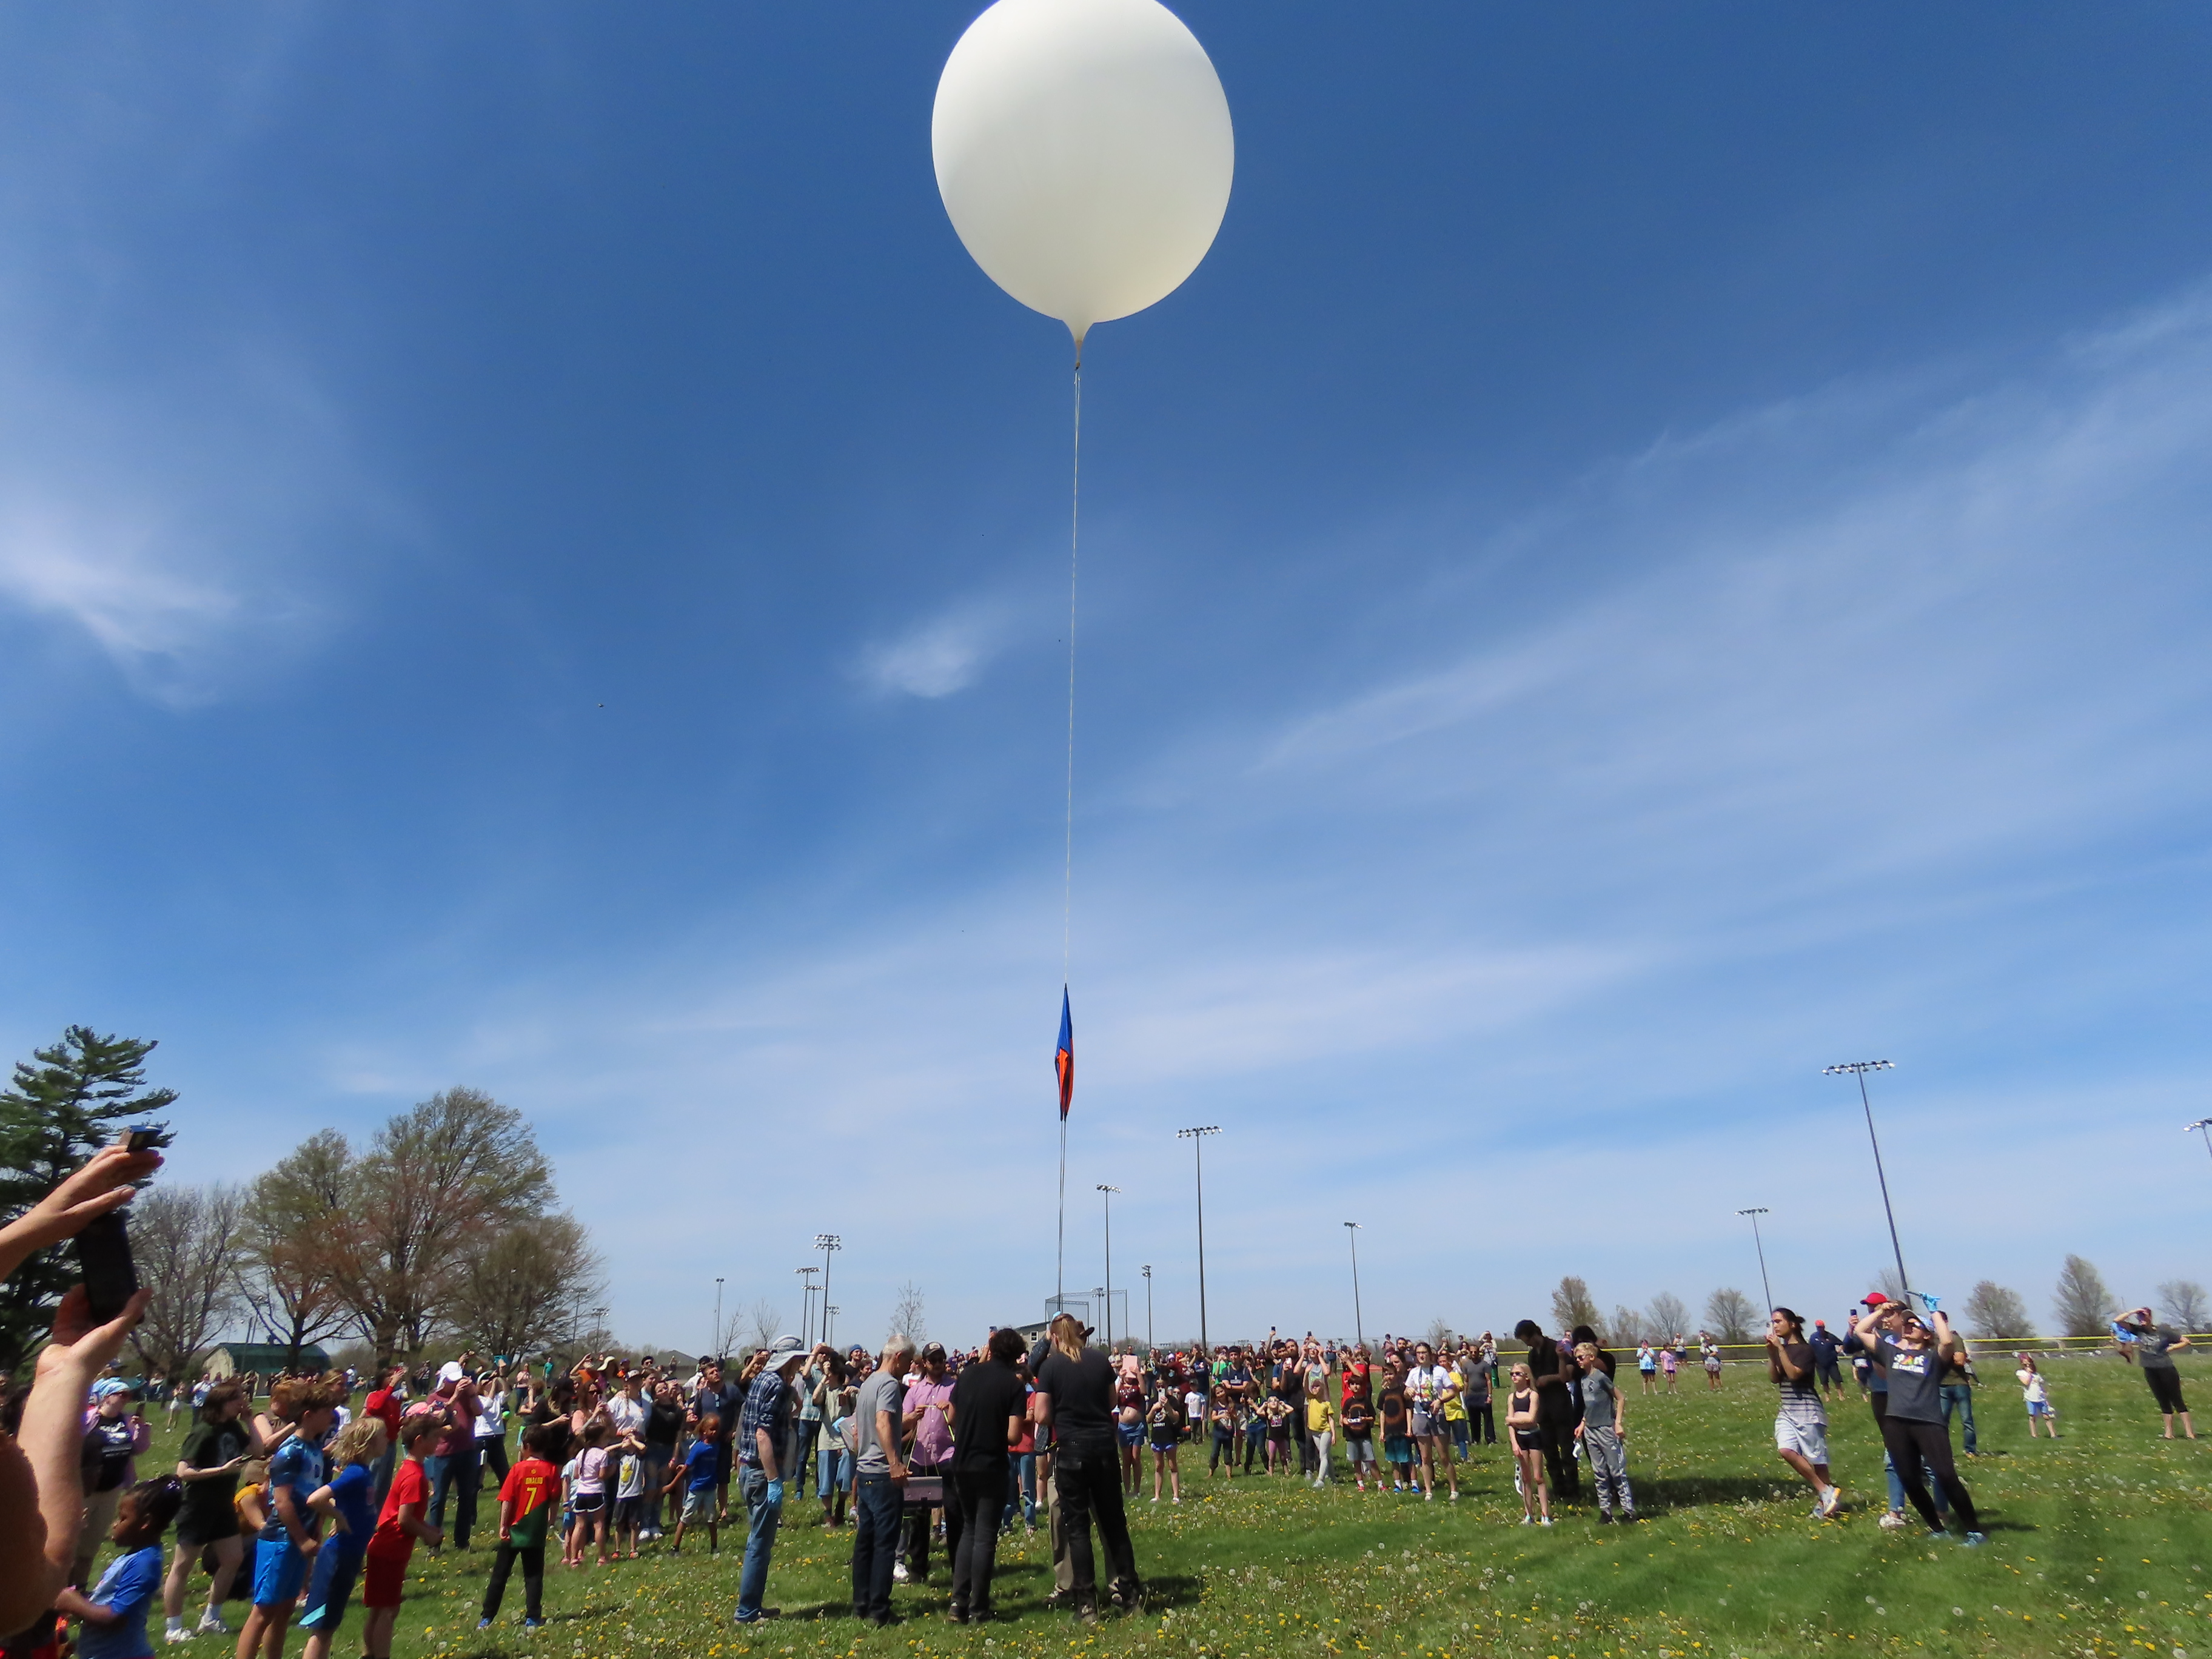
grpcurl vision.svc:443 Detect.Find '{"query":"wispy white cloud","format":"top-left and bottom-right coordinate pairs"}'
top-left (852, 598), bottom-right (1017, 698)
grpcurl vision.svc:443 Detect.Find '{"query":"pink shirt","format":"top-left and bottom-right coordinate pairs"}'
top-left (906, 1376), bottom-right (954, 1467)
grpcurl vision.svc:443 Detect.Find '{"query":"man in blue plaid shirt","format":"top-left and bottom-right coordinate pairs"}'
top-left (735, 1336), bottom-right (809, 1623)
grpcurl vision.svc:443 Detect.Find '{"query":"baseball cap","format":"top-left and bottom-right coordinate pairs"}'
top-left (437, 1359), bottom-right (466, 1384)
top-left (920, 1341), bottom-right (947, 1360)
top-left (1863, 1292), bottom-right (1889, 1307)
top-left (91, 1378), bottom-right (131, 1398)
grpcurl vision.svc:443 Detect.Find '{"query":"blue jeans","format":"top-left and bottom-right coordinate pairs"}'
top-left (427, 1444), bottom-right (480, 1548)
top-left (734, 1468), bottom-right (782, 1621)
top-left (1002, 1452), bottom-right (1036, 1530)
top-left (1939, 1384), bottom-right (1977, 1455)
top-left (850, 1473), bottom-right (900, 1620)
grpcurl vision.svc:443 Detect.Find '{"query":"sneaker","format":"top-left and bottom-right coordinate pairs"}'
top-left (194, 1616), bottom-right (231, 1638)
top-left (1877, 1510), bottom-right (1908, 1531)
top-left (478, 1620), bottom-right (494, 1631)
top-left (868, 1614), bottom-right (903, 1629)
top-left (524, 1619), bottom-right (546, 1630)
top-left (893, 1563), bottom-right (910, 1582)
top-left (1540, 1517), bottom-right (1553, 1526)
top-left (1520, 1515), bottom-right (1533, 1525)
top-left (165, 1631), bottom-right (192, 1645)
top-left (1817, 1486), bottom-right (1842, 1520)
top-left (1928, 1529), bottom-right (1949, 1542)
top-left (1962, 1532), bottom-right (1986, 1547)
top-left (1075, 1606), bottom-right (1101, 1627)
top-left (1597, 1512), bottom-right (1613, 1524)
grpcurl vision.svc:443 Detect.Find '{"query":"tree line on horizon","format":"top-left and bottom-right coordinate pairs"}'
top-left (0, 1025), bottom-right (604, 1379)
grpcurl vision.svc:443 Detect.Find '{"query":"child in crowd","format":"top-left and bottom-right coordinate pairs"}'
top-left (663, 1417), bottom-right (721, 1555)
top-left (360, 1416), bottom-right (444, 1659)
top-left (1147, 1386), bottom-right (1184, 1504)
top-left (297, 1419), bottom-right (384, 1659)
top-left (2016, 1354), bottom-right (2059, 1438)
top-left (563, 1419), bottom-right (611, 1568)
top-left (480, 1426), bottom-right (560, 1629)
top-left (1207, 1397), bottom-right (1237, 1478)
top-left (1307, 1387), bottom-right (1336, 1488)
top-left (1505, 1363), bottom-right (1551, 1526)
top-left (1340, 1380), bottom-right (1377, 1490)
top-left (1378, 1367), bottom-right (1414, 1493)
top-left (236, 1379), bottom-right (340, 1659)
top-left (63, 1477), bottom-right (184, 1659)
top-left (612, 1439), bottom-right (645, 1560)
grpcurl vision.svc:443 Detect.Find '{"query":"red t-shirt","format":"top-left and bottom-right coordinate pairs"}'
top-left (363, 1389), bottom-right (403, 1435)
top-left (499, 1458), bottom-right (560, 1528)
top-left (369, 1458), bottom-right (428, 1558)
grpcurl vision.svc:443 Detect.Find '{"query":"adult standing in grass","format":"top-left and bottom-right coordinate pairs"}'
top-left (2112, 1310), bottom-right (2196, 1439)
top-left (1033, 1314), bottom-right (1141, 1624)
top-left (1851, 1299), bottom-right (1984, 1546)
top-left (850, 1336), bottom-right (911, 1626)
top-left (1405, 1343), bottom-right (1458, 1501)
top-left (1456, 1339), bottom-right (1495, 1446)
top-left (1513, 1321), bottom-right (1580, 1503)
top-left (897, 1344), bottom-right (957, 1585)
top-left (1809, 1321), bottom-right (1846, 1400)
top-left (945, 1327), bottom-right (1028, 1624)
top-left (1764, 1309), bottom-right (1840, 1520)
top-left (731, 1337), bottom-right (806, 1626)
top-left (1938, 1339), bottom-right (1977, 1456)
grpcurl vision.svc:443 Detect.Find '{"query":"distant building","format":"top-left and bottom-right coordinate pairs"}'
top-left (206, 1342), bottom-right (332, 1378)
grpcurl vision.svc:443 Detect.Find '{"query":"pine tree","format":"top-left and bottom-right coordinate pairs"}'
top-left (0, 1027), bottom-right (178, 1369)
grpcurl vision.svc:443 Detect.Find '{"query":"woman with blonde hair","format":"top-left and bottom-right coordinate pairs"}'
top-left (1505, 1364), bottom-right (1550, 1525)
top-left (1032, 1315), bottom-right (1140, 1624)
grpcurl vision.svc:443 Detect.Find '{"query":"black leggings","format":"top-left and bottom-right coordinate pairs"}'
top-left (2146, 1366), bottom-right (2189, 1416)
top-left (1879, 1414), bottom-right (1979, 1532)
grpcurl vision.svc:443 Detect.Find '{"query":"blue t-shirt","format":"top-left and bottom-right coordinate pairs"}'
top-left (80, 1544), bottom-right (163, 1659)
top-left (683, 1439), bottom-right (718, 1493)
top-left (327, 1463), bottom-right (376, 1553)
top-left (261, 1438), bottom-right (327, 1543)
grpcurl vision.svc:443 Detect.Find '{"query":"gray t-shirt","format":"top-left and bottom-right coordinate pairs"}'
top-left (2138, 1326), bottom-right (2184, 1369)
top-left (1577, 1367), bottom-right (1619, 1433)
top-left (853, 1370), bottom-right (906, 1475)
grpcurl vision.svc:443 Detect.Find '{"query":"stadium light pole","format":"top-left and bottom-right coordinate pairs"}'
top-left (1736, 1208), bottom-right (1774, 1314)
top-left (1825, 1061), bottom-right (1909, 1298)
top-left (797, 1266), bottom-right (820, 1349)
top-left (1097, 1185), bottom-right (1121, 1349)
top-left (814, 1235), bottom-right (841, 1349)
top-left (1178, 1127), bottom-right (1221, 1364)
top-left (1142, 1265), bottom-right (1153, 1352)
top-left (1344, 1222), bottom-right (1366, 1351)
top-left (2187, 1119), bottom-right (2212, 1171)
top-left (713, 1278), bottom-right (724, 1359)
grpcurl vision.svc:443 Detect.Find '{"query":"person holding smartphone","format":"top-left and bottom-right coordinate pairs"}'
top-left (163, 1381), bottom-right (256, 1640)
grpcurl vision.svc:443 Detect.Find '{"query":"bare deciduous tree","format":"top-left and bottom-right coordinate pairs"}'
top-left (2158, 1280), bottom-right (2210, 1333)
top-left (2052, 1255), bottom-right (2114, 1339)
top-left (1962, 1281), bottom-right (2035, 1340)
top-left (1551, 1276), bottom-right (1601, 1336)
top-left (1703, 1288), bottom-right (1757, 1343)
top-left (1645, 1292), bottom-right (1688, 1342)
top-left (1609, 1306), bottom-right (1646, 1346)
top-left (888, 1281), bottom-right (928, 1346)
top-left (745, 1298), bottom-right (783, 1355)
top-left (446, 1212), bottom-right (603, 1363)
top-left (130, 1184), bottom-right (244, 1384)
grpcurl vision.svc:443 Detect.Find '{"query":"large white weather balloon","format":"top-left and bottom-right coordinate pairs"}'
top-left (932, 0), bottom-right (1233, 350)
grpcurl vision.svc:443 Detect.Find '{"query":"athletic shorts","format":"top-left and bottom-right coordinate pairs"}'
top-left (1774, 1410), bottom-right (1829, 1465)
top-left (175, 1507), bottom-right (240, 1548)
top-left (1383, 1435), bottom-right (1412, 1464)
top-left (1409, 1409), bottom-right (1434, 1437)
top-left (682, 1489), bottom-right (717, 1523)
top-left (569, 1491), bottom-right (606, 1514)
top-left (1149, 1436), bottom-right (1179, 1453)
top-left (253, 1538), bottom-right (312, 1608)
top-left (361, 1547), bottom-right (411, 1610)
top-left (297, 1544), bottom-right (365, 1632)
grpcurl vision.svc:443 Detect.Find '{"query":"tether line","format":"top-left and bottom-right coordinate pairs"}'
top-left (1063, 350), bottom-right (1081, 984)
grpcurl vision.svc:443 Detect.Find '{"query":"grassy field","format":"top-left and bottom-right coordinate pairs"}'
top-left (118, 1354), bottom-right (2212, 1659)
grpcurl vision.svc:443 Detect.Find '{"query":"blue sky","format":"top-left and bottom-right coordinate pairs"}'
top-left (4, 3), bottom-right (2211, 1354)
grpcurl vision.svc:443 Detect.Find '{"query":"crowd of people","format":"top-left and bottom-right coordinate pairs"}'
top-left (4, 1139), bottom-right (2205, 1658)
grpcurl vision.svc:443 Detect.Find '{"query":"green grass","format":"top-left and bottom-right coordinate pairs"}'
top-left (123, 1355), bottom-right (2212, 1659)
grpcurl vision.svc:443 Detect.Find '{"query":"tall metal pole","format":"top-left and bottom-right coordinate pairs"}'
top-left (1096, 1185), bottom-right (1121, 1349)
top-left (1178, 1127), bottom-right (1220, 1368)
top-left (814, 1235), bottom-right (841, 1349)
top-left (1142, 1265), bottom-right (1153, 1352)
top-left (1344, 1222), bottom-right (1364, 1350)
top-left (1825, 1061), bottom-right (1908, 1297)
top-left (713, 1278), bottom-right (724, 1359)
top-left (2186, 1119), bottom-right (2212, 1171)
top-left (1736, 1208), bottom-right (1774, 1313)
top-left (797, 1267), bottom-right (820, 1349)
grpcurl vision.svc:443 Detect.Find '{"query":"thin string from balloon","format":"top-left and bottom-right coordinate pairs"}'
top-left (1063, 348), bottom-right (1080, 986)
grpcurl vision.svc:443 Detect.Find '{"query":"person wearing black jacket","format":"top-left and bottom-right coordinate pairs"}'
top-left (1031, 1316), bottom-right (1139, 1624)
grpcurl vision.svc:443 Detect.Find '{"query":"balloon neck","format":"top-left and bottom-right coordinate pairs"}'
top-left (1069, 322), bottom-right (1087, 366)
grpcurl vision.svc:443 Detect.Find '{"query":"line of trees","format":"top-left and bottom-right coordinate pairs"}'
top-left (0, 1027), bottom-right (603, 1381)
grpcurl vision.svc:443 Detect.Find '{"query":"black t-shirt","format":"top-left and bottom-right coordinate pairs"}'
top-left (1526, 1338), bottom-right (1573, 1415)
top-left (948, 1359), bottom-right (1027, 1473)
top-left (178, 1419), bottom-right (250, 1524)
top-left (645, 1401), bottom-right (684, 1450)
top-left (1377, 1384), bottom-right (1408, 1437)
top-left (1035, 1347), bottom-right (1117, 1453)
top-left (86, 1414), bottom-right (138, 1492)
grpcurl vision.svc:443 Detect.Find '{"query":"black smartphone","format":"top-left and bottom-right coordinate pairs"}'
top-left (78, 1212), bottom-right (139, 1324)
top-left (125, 1128), bottom-right (159, 1153)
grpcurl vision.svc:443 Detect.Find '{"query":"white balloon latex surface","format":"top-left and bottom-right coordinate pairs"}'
top-left (933, 0), bottom-right (1233, 347)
